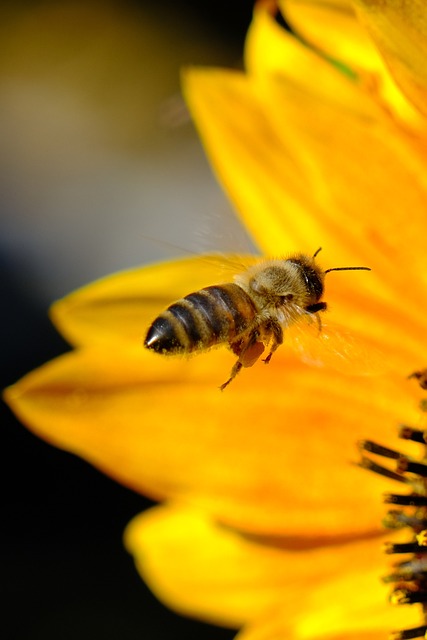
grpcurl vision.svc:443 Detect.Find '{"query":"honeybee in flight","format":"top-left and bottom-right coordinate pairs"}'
top-left (144, 248), bottom-right (370, 390)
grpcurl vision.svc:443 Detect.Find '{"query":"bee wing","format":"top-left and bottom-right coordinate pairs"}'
top-left (151, 252), bottom-right (259, 302)
top-left (191, 252), bottom-right (260, 283)
top-left (141, 237), bottom-right (261, 287)
top-left (284, 314), bottom-right (385, 376)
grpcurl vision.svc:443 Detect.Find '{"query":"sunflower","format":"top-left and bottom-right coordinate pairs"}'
top-left (5, 0), bottom-right (427, 639)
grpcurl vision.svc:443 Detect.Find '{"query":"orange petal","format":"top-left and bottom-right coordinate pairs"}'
top-left (125, 504), bottom-right (416, 634)
top-left (244, 5), bottom-right (427, 304)
top-left (183, 66), bottom-right (427, 296)
top-left (248, 79), bottom-right (427, 300)
top-left (354, 0), bottom-right (427, 118)
top-left (4, 346), bottom-right (421, 537)
top-left (50, 253), bottom-right (257, 347)
top-left (309, 275), bottom-right (427, 376)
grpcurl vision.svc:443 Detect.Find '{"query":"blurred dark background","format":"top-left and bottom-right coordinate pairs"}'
top-left (1, 0), bottom-right (254, 637)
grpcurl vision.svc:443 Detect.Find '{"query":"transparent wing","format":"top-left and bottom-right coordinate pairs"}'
top-left (284, 314), bottom-right (386, 376)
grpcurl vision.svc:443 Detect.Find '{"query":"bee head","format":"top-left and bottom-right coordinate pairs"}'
top-left (286, 255), bottom-right (325, 305)
top-left (289, 248), bottom-right (371, 308)
top-left (239, 249), bottom-right (371, 313)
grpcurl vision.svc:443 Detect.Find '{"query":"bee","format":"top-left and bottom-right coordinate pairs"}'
top-left (144, 248), bottom-right (370, 390)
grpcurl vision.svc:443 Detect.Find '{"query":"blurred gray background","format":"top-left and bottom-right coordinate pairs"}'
top-left (1, 0), bottom-right (255, 304)
top-left (1, 1), bottom-right (255, 638)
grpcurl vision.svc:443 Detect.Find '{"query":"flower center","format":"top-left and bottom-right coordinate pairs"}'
top-left (359, 370), bottom-right (427, 640)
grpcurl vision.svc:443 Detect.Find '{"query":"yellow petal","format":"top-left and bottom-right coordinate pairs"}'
top-left (354, 0), bottom-right (427, 118)
top-left (281, 0), bottom-right (379, 69)
top-left (237, 574), bottom-right (420, 640)
top-left (125, 504), bottom-right (416, 634)
top-left (183, 66), bottom-right (324, 255)
top-left (246, 0), bottom-right (376, 116)
top-left (50, 254), bottom-right (257, 347)
top-left (4, 346), bottom-right (421, 537)
top-left (238, 628), bottom-right (383, 640)
top-left (281, 0), bottom-right (424, 126)
top-left (126, 503), bottom-right (295, 626)
top-left (247, 0), bottom-right (425, 143)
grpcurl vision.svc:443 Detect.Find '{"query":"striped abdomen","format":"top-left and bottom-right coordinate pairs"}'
top-left (144, 283), bottom-right (257, 355)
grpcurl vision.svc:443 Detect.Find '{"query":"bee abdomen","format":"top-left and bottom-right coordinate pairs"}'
top-left (145, 283), bottom-right (256, 355)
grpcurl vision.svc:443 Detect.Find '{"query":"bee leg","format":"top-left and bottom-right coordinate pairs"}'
top-left (314, 313), bottom-right (322, 334)
top-left (221, 333), bottom-right (264, 390)
top-left (305, 301), bottom-right (327, 334)
top-left (219, 361), bottom-right (243, 391)
top-left (263, 320), bottom-right (283, 365)
top-left (302, 311), bottom-right (322, 334)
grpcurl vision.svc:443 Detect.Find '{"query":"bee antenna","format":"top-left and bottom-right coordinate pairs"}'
top-left (313, 247), bottom-right (322, 259)
top-left (324, 266), bottom-right (371, 274)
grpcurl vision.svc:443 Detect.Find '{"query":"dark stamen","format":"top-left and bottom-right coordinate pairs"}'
top-left (390, 626), bottom-right (427, 640)
top-left (359, 440), bottom-right (402, 459)
top-left (357, 369), bottom-right (427, 640)
top-left (358, 457), bottom-right (408, 483)
top-left (383, 541), bottom-right (427, 555)
top-left (391, 589), bottom-right (427, 605)
top-left (384, 494), bottom-right (427, 507)
top-left (397, 458), bottom-right (427, 477)
top-left (398, 426), bottom-right (427, 444)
